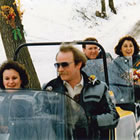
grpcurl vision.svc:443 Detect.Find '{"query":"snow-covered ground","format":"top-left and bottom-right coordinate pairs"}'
top-left (0, 0), bottom-right (140, 85)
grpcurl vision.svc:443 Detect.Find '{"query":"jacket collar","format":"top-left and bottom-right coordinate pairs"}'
top-left (56, 71), bottom-right (96, 90)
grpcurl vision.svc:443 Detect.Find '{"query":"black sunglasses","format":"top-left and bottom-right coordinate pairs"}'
top-left (54, 62), bottom-right (73, 68)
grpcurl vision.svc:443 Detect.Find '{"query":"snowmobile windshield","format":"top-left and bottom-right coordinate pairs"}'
top-left (0, 89), bottom-right (88, 140)
top-left (82, 53), bottom-right (113, 83)
top-left (82, 55), bottom-right (140, 104)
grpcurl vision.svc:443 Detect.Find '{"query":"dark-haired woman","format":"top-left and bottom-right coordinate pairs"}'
top-left (0, 60), bottom-right (29, 92)
top-left (108, 35), bottom-right (140, 115)
top-left (0, 60), bottom-right (56, 140)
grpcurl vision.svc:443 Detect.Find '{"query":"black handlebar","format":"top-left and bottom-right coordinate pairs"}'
top-left (13, 41), bottom-right (109, 86)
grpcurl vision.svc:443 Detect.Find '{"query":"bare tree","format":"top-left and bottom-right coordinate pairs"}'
top-left (96, 0), bottom-right (117, 18)
top-left (0, 0), bottom-right (41, 89)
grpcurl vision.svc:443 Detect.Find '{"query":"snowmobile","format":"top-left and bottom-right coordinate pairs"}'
top-left (0, 41), bottom-right (139, 140)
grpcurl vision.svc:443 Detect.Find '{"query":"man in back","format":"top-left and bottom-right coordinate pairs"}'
top-left (82, 37), bottom-right (113, 61)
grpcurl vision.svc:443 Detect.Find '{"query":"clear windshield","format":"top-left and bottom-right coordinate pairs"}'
top-left (82, 58), bottom-right (107, 82)
top-left (108, 56), bottom-right (134, 104)
top-left (0, 90), bottom-right (88, 140)
top-left (82, 55), bottom-right (140, 104)
top-left (82, 53), bottom-right (113, 82)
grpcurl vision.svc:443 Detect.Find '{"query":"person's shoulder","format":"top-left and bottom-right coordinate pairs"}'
top-left (95, 80), bottom-right (108, 91)
top-left (87, 74), bottom-right (108, 89)
top-left (112, 56), bottom-right (121, 62)
top-left (42, 78), bottom-right (59, 90)
top-left (133, 54), bottom-right (140, 68)
top-left (106, 52), bottom-right (113, 59)
top-left (82, 72), bottom-right (108, 90)
top-left (83, 76), bottom-right (108, 102)
top-left (133, 54), bottom-right (140, 59)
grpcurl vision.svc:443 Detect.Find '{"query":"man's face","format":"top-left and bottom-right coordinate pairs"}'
top-left (56, 51), bottom-right (81, 85)
top-left (83, 45), bottom-right (99, 59)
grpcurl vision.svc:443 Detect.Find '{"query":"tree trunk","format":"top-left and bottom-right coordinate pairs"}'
top-left (100, 0), bottom-right (107, 18)
top-left (98, 0), bottom-right (116, 18)
top-left (101, 0), bottom-right (106, 14)
top-left (0, 0), bottom-right (41, 89)
top-left (109, 0), bottom-right (117, 14)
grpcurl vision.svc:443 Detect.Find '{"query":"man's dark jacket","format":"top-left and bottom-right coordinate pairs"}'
top-left (43, 71), bottom-right (120, 139)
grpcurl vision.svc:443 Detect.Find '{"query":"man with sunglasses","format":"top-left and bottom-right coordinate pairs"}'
top-left (43, 44), bottom-right (119, 140)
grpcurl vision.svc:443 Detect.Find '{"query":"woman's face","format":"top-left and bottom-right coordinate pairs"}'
top-left (121, 40), bottom-right (134, 57)
top-left (3, 69), bottom-right (22, 92)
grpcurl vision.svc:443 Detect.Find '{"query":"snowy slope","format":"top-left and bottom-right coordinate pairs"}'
top-left (21, 0), bottom-right (140, 56)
